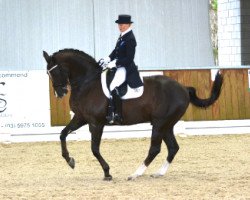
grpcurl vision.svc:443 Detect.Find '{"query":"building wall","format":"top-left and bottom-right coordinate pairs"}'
top-left (94, 0), bottom-right (214, 69)
top-left (0, 0), bottom-right (94, 70)
top-left (0, 0), bottom-right (214, 71)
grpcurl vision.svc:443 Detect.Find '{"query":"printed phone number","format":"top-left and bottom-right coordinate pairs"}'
top-left (3, 123), bottom-right (46, 128)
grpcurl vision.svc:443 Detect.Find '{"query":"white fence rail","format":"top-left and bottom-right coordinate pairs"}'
top-left (1, 120), bottom-right (250, 143)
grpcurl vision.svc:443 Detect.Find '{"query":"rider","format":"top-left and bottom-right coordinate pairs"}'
top-left (99, 14), bottom-right (143, 124)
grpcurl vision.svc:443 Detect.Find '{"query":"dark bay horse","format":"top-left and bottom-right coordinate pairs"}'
top-left (43, 49), bottom-right (223, 180)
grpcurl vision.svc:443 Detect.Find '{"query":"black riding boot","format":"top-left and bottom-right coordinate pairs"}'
top-left (106, 98), bottom-right (115, 124)
top-left (112, 90), bottom-right (123, 124)
top-left (106, 89), bottom-right (122, 124)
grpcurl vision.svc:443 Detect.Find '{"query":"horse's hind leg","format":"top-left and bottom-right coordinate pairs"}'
top-left (89, 124), bottom-right (112, 181)
top-left (151, 126), bottom-right (179, 178)
top-left (60, 115), bottom-right (86, 169)
top-left (128, 126), bottom-right (163, 180)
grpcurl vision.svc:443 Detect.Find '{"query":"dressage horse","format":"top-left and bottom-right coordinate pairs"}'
top-left (43, 49), bottom-right (223, 180)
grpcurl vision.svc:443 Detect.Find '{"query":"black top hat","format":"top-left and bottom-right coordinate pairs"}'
top-left (115, 15), bottom-right (133, 24)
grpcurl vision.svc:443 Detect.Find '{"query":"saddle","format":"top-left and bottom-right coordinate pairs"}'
top-left (101, 69), bottom-right (144, 100)
top-left (106, 69), bottom-right (127, 97)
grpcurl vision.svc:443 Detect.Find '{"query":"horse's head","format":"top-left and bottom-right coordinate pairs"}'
top-left (44, 49), bottom-right (101, 98)
top-left (43, 51), bottom-right (69, 98)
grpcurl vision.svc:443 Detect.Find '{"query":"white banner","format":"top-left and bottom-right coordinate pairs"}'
top-left (0, 70), bottom-right (51, 135)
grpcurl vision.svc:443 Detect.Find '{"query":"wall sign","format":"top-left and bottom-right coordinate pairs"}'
top-left (0, 70), bottom-right (50, 134)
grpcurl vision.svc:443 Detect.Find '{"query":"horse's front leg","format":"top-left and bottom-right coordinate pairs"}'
top-left (89, 124), bottom-right (112, 181)
top-left (60, 115), bottom-right (86, 169)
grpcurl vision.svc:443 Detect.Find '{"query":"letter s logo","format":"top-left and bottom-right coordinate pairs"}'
top-left (0, 82), bottom-right (7, 113)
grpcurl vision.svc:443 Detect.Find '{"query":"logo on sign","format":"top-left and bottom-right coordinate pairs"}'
top-left (0, 82), bottom-right (7, 113)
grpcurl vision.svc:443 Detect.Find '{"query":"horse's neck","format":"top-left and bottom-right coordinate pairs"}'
top-left (67, 62), bottom-right (101, 91)
top-left (58, 53), bottom-right (100, 87)
top-left (71, 65), bottom-right (99, 80)
top-left (70, 71), bottom-right (101, 99)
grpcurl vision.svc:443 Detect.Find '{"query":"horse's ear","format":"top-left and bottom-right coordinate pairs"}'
top-left (43, 51), bottom-right (51, 63)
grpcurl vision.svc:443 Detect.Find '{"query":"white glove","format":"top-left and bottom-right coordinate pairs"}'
top-left (107, 59), bottom-right (117, 69)
top-left (98, 57), bottom-right (111, 68)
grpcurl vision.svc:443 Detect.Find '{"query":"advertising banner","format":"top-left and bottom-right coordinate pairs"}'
top-left (0, 70), bottom-right (51, 135)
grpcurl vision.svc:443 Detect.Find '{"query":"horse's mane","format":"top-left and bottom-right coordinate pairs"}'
top-left (52, 48), bottom-right (97, 65)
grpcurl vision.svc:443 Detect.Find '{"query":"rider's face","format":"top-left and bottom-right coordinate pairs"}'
top-left (118, 24), bottom-right (131, 33)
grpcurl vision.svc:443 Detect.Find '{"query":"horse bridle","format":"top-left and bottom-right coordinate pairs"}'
top-left (47, 64), bottom-right (68, 89)
top-left (47, 63), bottom-right (102, 91)
top-left (47, 64), bottom-right (58, 78)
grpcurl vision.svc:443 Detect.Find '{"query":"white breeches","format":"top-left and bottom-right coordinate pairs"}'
top-left (109, 67), bottom-right (126, 91)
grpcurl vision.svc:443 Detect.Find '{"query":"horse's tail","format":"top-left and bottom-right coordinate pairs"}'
top-left (187, 71), bottom-right (223, 108)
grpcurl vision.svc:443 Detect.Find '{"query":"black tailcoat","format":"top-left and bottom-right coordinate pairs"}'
top-left (109, 30), bottom-right (143, 88)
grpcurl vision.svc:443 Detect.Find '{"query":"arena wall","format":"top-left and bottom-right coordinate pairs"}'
top-left (50, 68), bottom-right (250, 125)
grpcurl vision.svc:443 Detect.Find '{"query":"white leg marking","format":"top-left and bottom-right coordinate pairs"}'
top-left (128, 163), bottom-right (147, 180)
top-left (152, 160), bottom-right (170, 178)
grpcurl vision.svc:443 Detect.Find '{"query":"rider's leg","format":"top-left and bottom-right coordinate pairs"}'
top-left (106, 67), bottom-right (126, 124)
top-left (109, 67), bottom-right (126, 91)
top-left (106, 97), bottom-right (115, 124)
top-left (111, 88), bottom-right (122, 123)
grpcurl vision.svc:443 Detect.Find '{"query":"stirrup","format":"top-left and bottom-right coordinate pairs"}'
top-left (106, 113), bottom-right (122, 124)
top-left (114, 113), bottom-right (123, 124)
top-left (106, 113), bottom-right (115, 124)
top-left (114, 113), bottom-right (122, 124)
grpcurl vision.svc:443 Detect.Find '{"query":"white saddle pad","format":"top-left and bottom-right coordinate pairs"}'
top-left (101, 69), bottom-right (144, 100)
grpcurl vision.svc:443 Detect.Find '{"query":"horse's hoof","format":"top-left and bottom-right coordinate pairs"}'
top-left (103, 175), bottom-right (112, 181)
top-left (67, 157), bottom-right (75, 169)
top-left (150, 173), bottom-right (163, 178)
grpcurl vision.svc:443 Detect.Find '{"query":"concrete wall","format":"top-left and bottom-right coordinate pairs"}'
top-left (218, 0), bottom-right (250, 66)
top-left (218, 0), bottom-right (241, 66)
top-left (241, 0), bottom-right (250, 65)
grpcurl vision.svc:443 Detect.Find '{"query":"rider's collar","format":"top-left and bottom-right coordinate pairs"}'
top-left (121, 27), bottom-right (132, 37)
